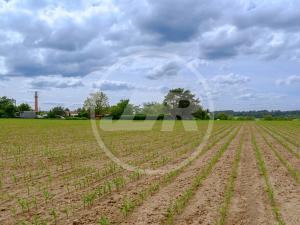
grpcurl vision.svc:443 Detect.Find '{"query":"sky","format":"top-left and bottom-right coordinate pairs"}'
top-left (0, 0), bottom-right (300, 111)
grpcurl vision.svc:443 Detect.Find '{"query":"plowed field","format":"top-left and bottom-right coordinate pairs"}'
top-left (0, 120), bottom-right (299, 225)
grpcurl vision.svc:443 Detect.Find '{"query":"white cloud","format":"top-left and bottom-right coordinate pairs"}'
top-left (211, 73), bottom-right (250, 85)
top-left (0, 56), bottom-right (8, 74)
top-left (276, 75), bottom-right (300, 85)
top-left (93, 80), bottom-right (134, 91)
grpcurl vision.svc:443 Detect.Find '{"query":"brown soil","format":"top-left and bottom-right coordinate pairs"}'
top-left (254, 126), bottom-right (300, 225)
top-left (68, 127), bottom-right (237, 224)
top-left (118, 127), bottom-right (240, 225)
top-left (226, 126), bottom-right (276, 225)
top-left (1, 123), bottom-right (300, 225)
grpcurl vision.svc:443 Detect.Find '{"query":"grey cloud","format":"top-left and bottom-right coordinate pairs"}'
top-left (134, 0), bottom-right (221, 42)
top-left (92, 80), bottom-right (168, 93)
top-left (146, 62), bottom-right (180, 80)
top-left (0, 75), bottom-right (9, 81)
top-left (1, 0), bottom-right (300, 81)
top-left (0, 0), bottom-right (118, 77)
top-left (234, 2), bottom-right (300, 30)
top-left (30, 75), bottom-right (84, 89)
top-left (0, 3), bottom-right (114, 51)
top-left (199, 25), bottom-right (254, 59)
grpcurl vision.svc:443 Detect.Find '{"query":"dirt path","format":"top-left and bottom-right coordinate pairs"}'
top-left (118, 127), bottom-right (240, 225)
top-left (226, 127), bottom-right (276, 225)
top-left (254, 126), bottom-right (300, 225)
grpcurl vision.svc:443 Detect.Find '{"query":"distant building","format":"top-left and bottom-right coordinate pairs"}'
top-left (20, 111), bottom-right (36, 119)
top-left (70, 111), bottom-right (79, 117)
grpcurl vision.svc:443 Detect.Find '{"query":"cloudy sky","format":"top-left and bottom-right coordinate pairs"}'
top-left (0, 0), bottom-right (300, 111)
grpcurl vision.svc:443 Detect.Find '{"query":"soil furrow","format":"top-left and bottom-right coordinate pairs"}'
top-left (117, 127), bottom-right (240, 225)
top-left (226, 126), bottom-right (276, 225)
top-left (254, 126), bottom-right (300, 225)
top-left (171, 128), bottom-right (243, 225)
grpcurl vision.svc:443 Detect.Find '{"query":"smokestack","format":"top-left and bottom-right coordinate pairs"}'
top-left (34, 91), bottom-right (38, 113)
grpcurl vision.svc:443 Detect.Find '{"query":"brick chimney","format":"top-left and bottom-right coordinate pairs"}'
top-left (34, 91), bottom-right (38, 113)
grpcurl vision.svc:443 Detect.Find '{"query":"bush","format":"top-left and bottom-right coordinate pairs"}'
top-left (65, 117), bottom-right (88, 120)
top-left (235, 116), bottom-right (255, 121)
top-left (103, 114), bottom-right (173, 120)
top-left (263, 115), bottom-right (273, 121)
top-left (216, 113), bottom-right (229, 120)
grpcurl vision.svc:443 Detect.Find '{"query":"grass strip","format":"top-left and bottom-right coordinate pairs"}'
top-left (163, 126), bottom-right (240, 224)
top-left (218, 130), bottom-right (244, 225)
top-left (251, 130), bottom-right (286, 225)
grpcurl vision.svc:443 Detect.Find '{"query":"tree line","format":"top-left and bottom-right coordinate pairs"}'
top-left (0, 96), bottom-right (32, 118)
top-left (2, 89), bottom-right (299, 120)
top-left (0, 88), bottom-right (210, 120)
top-left (214, 110), bottom-right (300, 120)
top-left (76, 88), bottom-right (210, 120)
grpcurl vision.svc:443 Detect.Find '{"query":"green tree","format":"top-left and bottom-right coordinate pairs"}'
top-left (110, 99), bottom-right (134, 119)
top-left (48, 106), bottom-right (66, 118)
top-left (264, 114), bottom-right (273, 121)
top-left (17, 103), bottom-right (32, 112)
top-left (163, 88), bottom-right (201, 119)
top-left (0, 96), bottom-right (17, 117)
top-left (216, 112), bottom-right (229, 120)
top-left (84, 91), bottom-right (109, 116)
top-left (77, 108), bottom-right (89, 118)
top-left (141, 102), bottom-right (166, 115)
top-left (193, 108), bottom-right (210, 120)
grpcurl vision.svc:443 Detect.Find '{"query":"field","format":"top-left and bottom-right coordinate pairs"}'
top-left (0, 119), bottom-right (299, 225)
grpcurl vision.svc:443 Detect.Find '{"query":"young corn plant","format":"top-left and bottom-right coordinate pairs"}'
top-left (98, 216), bottom-right (111, 225)
top-left (128, 170), bottom-right (143, 181)
top-left (120, 198), bottom-right (135, 216)
top-left (112, 176), bottom-right (125, 191)
top-left (251, 130), bottom-right (286, 225)
top-left (118, 126), bottom-right (237, 218)
top-left (43, 189), bottom-right (52, 203)
top-left (165, 127), bottom-right (240, 224)
top-left (17, 198), bottom-right (30, 213)
top-left (62, 207), bottom-right (69, 219)
top-left (31, 196), bottom-right (38, 210)
top-left (50, 208), bottom-right (57, 224)
top-left (219, 132), bottom-right (244, 225)
top-left (12, 174), bottom-right (17, 184)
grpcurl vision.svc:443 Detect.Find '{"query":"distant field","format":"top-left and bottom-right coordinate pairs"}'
top-left (0, 119), bottom-right (299, 224)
